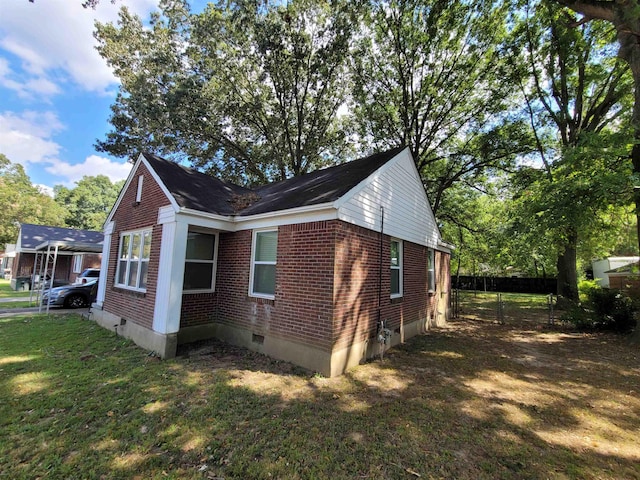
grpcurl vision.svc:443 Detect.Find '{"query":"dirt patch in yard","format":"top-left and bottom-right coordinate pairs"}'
top-left (175, 317), bottom-right (640, 479)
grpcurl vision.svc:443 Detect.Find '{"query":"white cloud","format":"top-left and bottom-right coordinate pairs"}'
top-left (0, 0), bottom-right (159, 97)
top-left (0, 110), bottom-right (64, 167)
top-left (46, 155), bottom-right (132, 185)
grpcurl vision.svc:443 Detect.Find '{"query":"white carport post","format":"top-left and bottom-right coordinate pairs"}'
top-left (96, 222), bottom-right (114, 308)
top-left (153, 213), bottom-right (188, 336)
top-left (38, 243), bottom-right (59, 315)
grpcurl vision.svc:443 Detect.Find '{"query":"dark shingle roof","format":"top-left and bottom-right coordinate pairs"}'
top-left (142, 153), bottom-right (253, 215)
top-left (20, 224), bottom-right (103, 249)
top-left (241, 147), bottom-right (405, 215)
top-left (144, 147), bottom-right (405, 216)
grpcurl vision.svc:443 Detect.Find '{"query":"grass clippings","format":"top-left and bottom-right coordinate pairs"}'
top-left (0, 308), bottom-right (639, 479)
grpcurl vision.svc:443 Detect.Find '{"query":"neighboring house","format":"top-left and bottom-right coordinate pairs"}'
top-left (91, 147), bottom-right (452, 377)
top-left (605, 261), bottom-right (640, 297)
top-left (10, 224), bottom-right (103, 290)
top-left (1, 244), bottom-right (15, 279)
top-left (592, 256), bottom-right (640, 288)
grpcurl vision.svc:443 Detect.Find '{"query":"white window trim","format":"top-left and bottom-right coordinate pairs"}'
top-left (72, 254), bottom-right (83, 274)
top-left (427, 248), bottom-right (436, 293)
top-left (115, 228), bottom-right (152, 292)
top-left (249, 228), bottom-right (277, 300)
top-left (390, 238), bottom-right (403, 299)
top-left (183, 229), bottom-right (219, 293)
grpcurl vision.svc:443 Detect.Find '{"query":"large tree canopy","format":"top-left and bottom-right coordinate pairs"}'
top-left (54, 175), bottom-right (125, 231)
top-left (0, 154), bottom-right (66, 246)
top-left (506, 1), bottom-right (633, 299)
top-left (95, 0), bottom-right (356, 185)
top-left (352, 0), bottom-right (533, 217)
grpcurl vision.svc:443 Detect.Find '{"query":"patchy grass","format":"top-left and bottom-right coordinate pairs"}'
top-left (1, 313), bottom-right (639, 479)
top-left (0, 278), bottom-right (31, 299)
top-left (457, 291), bottom-right (560, 324)
top-left (0, 300), bottom-right (36, 309)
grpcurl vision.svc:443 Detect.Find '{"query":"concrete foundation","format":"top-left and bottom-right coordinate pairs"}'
top-left (90, 304), bottom-right (177, 359)
top-left (91, 305), bottom-right (434, 376)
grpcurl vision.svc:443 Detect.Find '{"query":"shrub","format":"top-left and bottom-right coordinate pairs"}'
top-left (561, 304), bottom-right (595, 331)
top-left (586, 287), bottom-right (637, 334)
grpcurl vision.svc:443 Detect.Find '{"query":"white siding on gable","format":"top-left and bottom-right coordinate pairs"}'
top-left (337, 149), bottom-right (440, 248)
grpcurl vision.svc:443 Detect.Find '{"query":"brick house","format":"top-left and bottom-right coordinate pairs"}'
top-left (9, 224), bottom-right (103, 290)
top-left (91, 147), bottom-right (452, 376)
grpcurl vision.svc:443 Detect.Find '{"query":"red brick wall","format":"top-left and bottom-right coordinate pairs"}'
top-left (212, 222), bottom-right (336, 351)
top-left (187, 219), bottom-right (450, 353)
top-left (103, 162), bottom-right (168, 330)
top-left (333, 223), bottom-right (444, 349)
top-left (15, 253), bottom-right (73, 285)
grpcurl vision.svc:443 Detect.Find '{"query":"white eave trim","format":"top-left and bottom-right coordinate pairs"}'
top-left (234, 203), bottom-right (338, 230)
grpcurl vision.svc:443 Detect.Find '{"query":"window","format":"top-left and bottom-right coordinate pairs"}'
top-left (390, 239), bottom-right (403, 298)
top-left (250, 229), bottom-right (277, 298)
top-left (116, 229), bottom-right (151, 291)
top-left (183, 230), bottom-right (217, 291)
top-left (136, 175), bottom-right (144, 203)
top-left (72, 254), bottom-right (83, 273)
top-left (427, 248), bottom-right (436, 292)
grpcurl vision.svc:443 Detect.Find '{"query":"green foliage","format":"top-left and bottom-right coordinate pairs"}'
top-left (54, 175), bottom-right (124, 231)
top-left (562, 284), bottom-right (637, 333)
top-left (95, 0), bottom-right (356, 184)
top-left (0, 154), bottom-right (66, 246)
top-left (352, 0), bottom-right (531, 216)
top-left (588, 288), bottom-right (637, 333)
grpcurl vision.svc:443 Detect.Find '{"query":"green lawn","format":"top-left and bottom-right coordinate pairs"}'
top-left (1, 313), bottom-right (638, 479)
top-left (456, 290), bottom-right (559, 324)
top-left (0, 278), bottom-right (32, 299)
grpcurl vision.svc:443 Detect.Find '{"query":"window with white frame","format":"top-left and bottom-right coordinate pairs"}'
top-left (427, 248), bottom-right (436, 292)
top-left (250, 229), bottom-right (277, 298)
top-left (72, 254), bottom-right (83, 273)
top-left (116, 229), bottom-right (152, 291)
top-left (183, 230), bottom-right (217, 291)
top-left (390, 239), bottom-right (403, 298)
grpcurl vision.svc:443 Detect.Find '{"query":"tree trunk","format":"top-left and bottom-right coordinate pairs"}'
top-left (556, 230), bottom-right (579, 301)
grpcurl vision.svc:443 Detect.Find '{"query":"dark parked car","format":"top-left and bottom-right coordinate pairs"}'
top-left (42, 279), bottom-right (98, 308)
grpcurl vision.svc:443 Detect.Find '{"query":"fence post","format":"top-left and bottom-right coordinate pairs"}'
top-left (548, 294), bottom-right (555, 325)
top-left (497, 293), bottom-right (505, 324)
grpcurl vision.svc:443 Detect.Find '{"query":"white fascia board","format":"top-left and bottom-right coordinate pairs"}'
top-left (234, 203), bottom-right (338, 231)
top-left (176, 208), bottom-right (236, 231)
top-left (437, 241), bottom-right (455, 254)
top-left (105, 153), bottom-right (180, 227)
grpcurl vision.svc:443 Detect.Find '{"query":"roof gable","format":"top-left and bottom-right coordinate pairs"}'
top-left (18, 224), bottom-right (103, 250)
top-left (239, 147), bottom-right (405, 215)
top-left (336, 148), bottom-right (441, 248)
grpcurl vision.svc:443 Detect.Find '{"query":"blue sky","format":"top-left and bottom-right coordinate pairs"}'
top-left (0, 0), bottom-right (168, 194)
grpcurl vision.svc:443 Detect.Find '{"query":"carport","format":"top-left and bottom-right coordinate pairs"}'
top-left (30, 240), bottom-right (103, 314)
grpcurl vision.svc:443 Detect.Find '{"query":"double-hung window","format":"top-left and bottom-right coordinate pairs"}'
top-left (183, 230), bottom-right (217, 292)
top-left (250, 229), bottom-right (277, 298)
top-left (390, 239), bottom-right (403, 298)
top-left (427, 248), bottom-right (436, 292)
top-left (116, 229), bottom-right (151, 291)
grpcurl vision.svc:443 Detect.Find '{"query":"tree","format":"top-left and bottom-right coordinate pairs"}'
top-left (95, 0), bottom-right (357, 184)
top-left (54, 175), bottom-right (124, 231)
top-left (553, 0), bottom-right (640, 256)
top-left (0, 154), bottom-right (66, 246)
top-left (507, 2), bottom-right (633, 300)
top-left (351, 0), bottom-right (533, 219)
